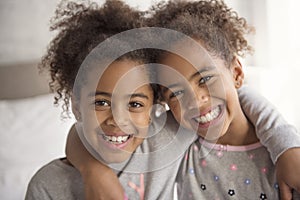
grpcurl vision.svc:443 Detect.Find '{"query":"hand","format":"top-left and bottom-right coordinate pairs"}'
top-left (128, 174), bottom-right (145, 200)
top-left (65, 124), bottom-right (125, 200)
top-left (276, 147), bottom-right (300, 200)
top-left (81, 164), bottom-right (125, 200)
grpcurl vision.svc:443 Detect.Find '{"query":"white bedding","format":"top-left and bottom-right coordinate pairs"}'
top-left (0, 94), bottom-right (75, 200)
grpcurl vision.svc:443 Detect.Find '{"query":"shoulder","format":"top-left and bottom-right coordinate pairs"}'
top-left (25, 158), bottom-right (83, 200)
top-left (30, 158), bottom-right (78, 181)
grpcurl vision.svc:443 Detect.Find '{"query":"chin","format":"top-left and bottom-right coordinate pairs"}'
top-left (101, 151), bottom-right (132, 164)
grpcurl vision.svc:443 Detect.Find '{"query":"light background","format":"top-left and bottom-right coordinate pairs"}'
top-left (0, 0), bottom-right (299, 200)
top-left (1, 0), bottom-right (299, 126)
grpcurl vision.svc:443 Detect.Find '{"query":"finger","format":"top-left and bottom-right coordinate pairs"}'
top-left (140, 174), bottom-right (144, 189)
top-left (124, 193), bottom-right (128, 200)
top-left (293, 184), bottom-right (300, 194)
top-left (279, 181), bottom-right (293, 200)
top-left (128, 181), bottom-right (138, 190)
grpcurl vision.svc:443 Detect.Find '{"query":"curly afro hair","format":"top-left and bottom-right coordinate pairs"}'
top-left (40, 0), bottom-right (148, 116)
top-left (148, 0), bottom-right (254, 65)
top-left (41, 0), bottom-right (254, 116)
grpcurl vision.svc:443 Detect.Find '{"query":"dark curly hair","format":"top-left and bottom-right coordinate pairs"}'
top-left (40, 0), bottom-right (154, 116)
top-left (41, 0), bottom-right (254, 116)
top-left (148, 0), bottom-right (254, 65)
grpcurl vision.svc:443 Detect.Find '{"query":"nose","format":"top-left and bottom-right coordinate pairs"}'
top-left (186, 87), bottom-right (209, 110)
top-left (105, 106), bottom-right (129, 127)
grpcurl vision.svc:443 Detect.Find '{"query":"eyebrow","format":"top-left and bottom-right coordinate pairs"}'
top-left (128, 93), bottom-right (149, 100)
top-left (88, 91), bottom-right (149, 100)
top-left (189, 66), bottom-right (216, 80)
top-left (162, 83), bottom-right (181, 93)
top-left (88, 91), bottom-right (111, 97)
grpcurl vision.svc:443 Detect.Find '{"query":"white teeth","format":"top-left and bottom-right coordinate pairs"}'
top-left (117, 136), bottom-right (123, 142)
top-left (201, 116), bottom-right (207, 123)
top-left (194, 106), bottom-right (221, 124)
top-left (205, 113), bottom-right (213, 121)
top-left (103, 135), bottom-right (130, 144)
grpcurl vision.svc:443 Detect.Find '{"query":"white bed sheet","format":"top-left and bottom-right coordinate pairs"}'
top-left (0, 94), bottom-right (75, 200)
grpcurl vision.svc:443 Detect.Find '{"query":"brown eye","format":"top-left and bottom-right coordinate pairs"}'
top-left (199, 76), bottom-right (213, 85)
top-left (95, 100), bottom-right (110, 107)
top-left (128, 101), bottom-right (146, 113)
top-left (128, 101), bottom-right (143, 108)
top-left (169, 90), bottom-right (184, 98)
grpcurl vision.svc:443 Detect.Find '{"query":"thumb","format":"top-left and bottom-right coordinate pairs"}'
top-left (279, 181), bottom-right (293, 200)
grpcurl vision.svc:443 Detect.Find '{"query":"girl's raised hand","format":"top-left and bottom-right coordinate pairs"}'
top-left (276, 147), bottom-right (300, 199)
top-left (66, 124), bottom-right (125, 200)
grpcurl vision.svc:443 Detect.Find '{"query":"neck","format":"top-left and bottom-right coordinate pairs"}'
top-left (217, 109), bottom-right (258, 146)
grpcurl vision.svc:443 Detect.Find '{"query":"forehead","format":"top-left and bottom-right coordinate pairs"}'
top-left (85, 59), bottom-right (151, 94)
top-left (157, 42), bottom-right (226, 84)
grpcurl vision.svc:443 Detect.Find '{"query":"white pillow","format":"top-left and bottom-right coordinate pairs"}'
top-left (0, 94), bottom-right (75, 200)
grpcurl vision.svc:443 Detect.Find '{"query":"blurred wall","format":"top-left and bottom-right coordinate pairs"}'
top-left (0, 0), bottom-right (60, 65)
top-left (0, 0), bottom-right (159, 65)
top-left (0, 0), bottom-right (299, 129)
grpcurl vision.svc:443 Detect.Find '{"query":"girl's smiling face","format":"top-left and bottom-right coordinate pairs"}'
top-left (158, 42), bottom-right (245, 143)
top-left (74, 59), bottom-right (153, 163)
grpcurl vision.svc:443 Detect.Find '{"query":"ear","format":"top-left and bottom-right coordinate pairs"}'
top-left (231, 57), bottom-right (244, 89)
top-left (71, 94), bottom-right (82, 122)
top-left (152, 102), bottom-right (168, 118)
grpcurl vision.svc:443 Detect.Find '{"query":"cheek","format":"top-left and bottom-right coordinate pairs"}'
top-left (206, 80), bottom-right (227, 99)
top-left (83, 109), bottom-right (110, 131)
top-left (130, 112), bottom-right (150, 127)
top-left (133, 137), bottom-right (145, 147)
top-left (81, 106), bottom-right (96, 125)
top-left (82, 118), bottom-right (98, 136)
top-left (130, 114), bottom-right (149, 139)
top-left (169, 102), bottom-right (182, 122)
top-left (95, 111), bottom-right (109, 124)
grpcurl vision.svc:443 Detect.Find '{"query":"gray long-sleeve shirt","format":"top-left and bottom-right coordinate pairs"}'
top-left (25, 86), bottom-right (300, 200)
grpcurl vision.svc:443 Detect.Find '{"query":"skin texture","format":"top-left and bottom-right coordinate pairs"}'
top-left (67, 59), bottom-right (153, 200)
top-left (72, 59), bottom-right (153, 164)
top-left (147, 0), bottom-right (300, 197)
top-left (159, 41), bottom-right (258, 146)
top-left (67, 46), bottom-right (300, 200)
top-left (276, 148), bottom-right (300, 199)
top-left (66, 125), bottom-right (125, 200)
top-left (157, 42), bottom-right (300, 200)
top-left (63, 0), bottom-right (300, 198)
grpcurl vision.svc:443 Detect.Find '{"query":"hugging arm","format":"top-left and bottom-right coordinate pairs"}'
top-left (65, 124), bottom-right (125, 200)
top-left (238, 86), bottom-right (300, 199)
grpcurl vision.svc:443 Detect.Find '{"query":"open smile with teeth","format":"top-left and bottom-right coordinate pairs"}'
top-left (193, 105), bottom-right (221, 124)
top-left (102, 134), bottom-right (132, 144)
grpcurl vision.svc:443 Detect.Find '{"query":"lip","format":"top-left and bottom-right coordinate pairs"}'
top-left (190, 104), bottom-right (225, 130)
top-left (97, 130), bottom-right (135, 150)
top-left (103, 132), bottom-right (131, 137)
top-left (187, 103), bottom-right (218, 119)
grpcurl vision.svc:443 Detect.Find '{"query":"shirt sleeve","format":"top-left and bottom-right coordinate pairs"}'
top-left (238, 85), bottom-right (300, 163)
top-left (25, 177), bottom-right (52, 200)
